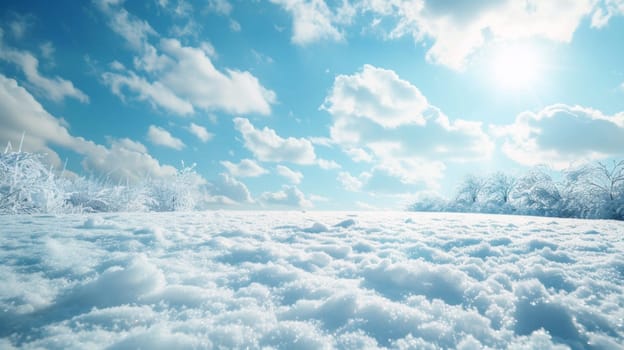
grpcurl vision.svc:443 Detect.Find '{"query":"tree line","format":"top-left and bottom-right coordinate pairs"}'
top-left (409, 161), bottom-right (624, 220)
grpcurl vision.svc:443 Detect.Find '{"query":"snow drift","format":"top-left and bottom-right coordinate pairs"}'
top-left (1, 211), bottom-right (622, 349)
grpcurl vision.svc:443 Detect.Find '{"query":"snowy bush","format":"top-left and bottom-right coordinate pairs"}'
top-left (66, 177), bottom-right (155, 213)
top-left (147, 163), bottom-right (206, 212)
top-left (0, 151), bottom-right (69, 214)
top-left (0, 150), bottom-right (207, 214)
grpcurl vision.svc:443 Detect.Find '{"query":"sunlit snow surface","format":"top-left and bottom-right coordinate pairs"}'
top-left (1, 211), bottom-right (623, 349)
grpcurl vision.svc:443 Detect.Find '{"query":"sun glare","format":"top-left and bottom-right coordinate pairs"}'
top-left (490, 44), bottom-right (543, 90)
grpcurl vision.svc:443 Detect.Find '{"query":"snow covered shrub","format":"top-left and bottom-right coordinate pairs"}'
top-left (407, 192), bottom-right (450, 212)
top-left (0, 150), bottom-right (208, 214)
top-left (0, 151), bottom-right (68, 214)
top-left (148, 162), bottom-right (206, 212)
top-left (65, 177), bottom-right (154, 213)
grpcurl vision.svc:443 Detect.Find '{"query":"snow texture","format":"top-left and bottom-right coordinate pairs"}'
top-left (1, 211), bottom-right (623, 349)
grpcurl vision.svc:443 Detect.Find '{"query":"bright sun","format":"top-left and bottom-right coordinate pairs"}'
top-left (490, 44), bottom-right (543, 90)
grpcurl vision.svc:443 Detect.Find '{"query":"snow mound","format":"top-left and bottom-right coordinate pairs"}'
top-left (1, 211), bottom-right (623, 348)
top-left (303, 222), bottom-right (329, 233)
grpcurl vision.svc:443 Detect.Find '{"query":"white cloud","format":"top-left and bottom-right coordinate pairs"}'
top-left (276, 165), bottom-right (303, 184)
top-left (0, 31), bottom-right (88, 103)
top-left (0, 74), bottom-right (177, 182)
top-left (591, 0), bottom-right (624, 28)
top-left (323, 65), bottom-right (493, 188)
top-left (207, 0), bottom-right (233, 15)
top-left (252, 49), bottom-right (274, 64)
top-left (96, 2), bottom-right (275, 116)
top-left (157, 39), bottom-right (275, 115)
top-left (318, 159), bottom-right (340, 170)
top-left (109, 60), bottom-right (125, 70)
top-left (268, 1), bottom-right (617, 69)
top-left (102, 71), bottom-right (194, 115)
top-left (495, 104), bottom-right (624, 169)
top-left (79, 138), bottom-right (178, 181)
top-left (95, 0), bottom-right (157, 51)
top-left (200, 42), bottom-right (217, 59)
top-left (187, 123), bottom-right (213, 142)
top-left (147, 125), bottom-right (185, 150)
top-left (337, 171), bottom-right (362, 192)
top-left (270, 0), bottom-right (345, 45)
top-left (322, 64), bottom-right (428, 129)
top-left (0, 74), bottom-right (77, 166)
top-left (361, 0), bottom-right (598, 70)
top-left (361, 167), bottom-right (431, 194)
top-left (221, 159), bottom-right (268, 178)
top-left (229, 19), bottom-right (242, 32)
top-left (345, 147), bottom-right (373, 163)
top-left (39, 42), bottom-right (55, 60)
top-left (309, 194), bottom-right (328, 202)
top-left (260, 185), bottom-right (313, 208)
top-left (7, 12), bottom-right (34, 39)
top-left (207, 173), bottom-right (253, 204)
top-left (233, 118), bottom-right (318, 165)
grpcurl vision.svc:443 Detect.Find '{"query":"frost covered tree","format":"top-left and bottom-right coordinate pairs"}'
top-left (455, 175), bottom-right (486, 207)
top-left (564, 161), bottom-right (624, 219)
top-left (512, 168), bottom-right (562, 217)
top-left (479, 172), bottom-right (518, 213)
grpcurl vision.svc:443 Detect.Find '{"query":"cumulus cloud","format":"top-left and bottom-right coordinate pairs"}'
top-left (345, 147), bottom-right (373, 163)
top-left (0, 74), bottom-right (77, 165)
top-left (323, 65), bottom-right (493, 188)
top-left (361, 0), bottom-right (599, 70)
top-left (0, 74), bottom-right (176, 182)
top-left (233, 118), bottom-right (317, 165)
top-left (0, 30), bottom-right (88, 103)
top-left (323, 64), bottom-right (428, 129)
top-left (95, 1), bottom-right (275, 116)
top-left (158, 39), bottom-right (275, 115)
top-left (260, 185), bottom-right (313, 208)
top-left (276, 165), bottom-right (303, 184)
top-left (79, 138), bottom-right (178, 182)
top-left (221, 159), bottom-right (268, 178)
top-left (337, 171), bottom-right (362, 192)
top-left (187, 122), bottom-right (213, 142)
top-left (494, 104), bottom-right (624, 169)
top-left (268, 1), bottom-right (620, 69)
top-left (147, 125), bottom-right (185, 150)
top-left (207, 173), bottom-right (253, 204)
top-left (270, 0), bottom-right (346, 45)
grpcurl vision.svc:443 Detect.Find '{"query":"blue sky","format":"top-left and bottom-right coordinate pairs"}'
top-left (1, 0), bottom-right (623, 210)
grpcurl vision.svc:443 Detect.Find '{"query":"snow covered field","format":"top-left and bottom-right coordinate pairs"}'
top-left (0, 211), bottom-right (623, 349)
